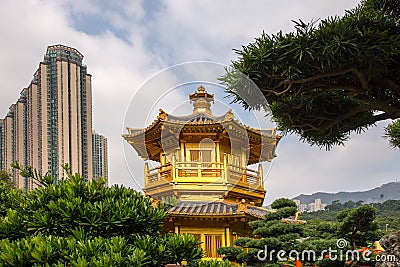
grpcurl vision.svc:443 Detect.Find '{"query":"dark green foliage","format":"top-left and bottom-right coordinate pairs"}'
top-left (276, 206), bottom-right (298, 219)
top-left (216, 247), bottom-right (245, 264)
top-left (270, 198), bottom-right (297, 210)
top-left (337, 205), bottom-right (379, 248)
top-left (233, 237), bottom-right (252, 247)
top-left (299, 207), bottom-right (380, 266)
top-left (374, 200), bottom-right (400, 228)
top-left (218, 198), bottom-right (302, 265)
top-left (303, 203), bottom-right (381, 247)
top-left (294, 238), bottom-right (341, 260)
top-left (302, 220), bottom-right (337, 239)
top-left (219, 198), bottom-right (386, 266)
top-left (313, 200), bottom-right (364, 213)
top-left (0, 164), bottom-right (203, 266)
top-left (252, 220), bottom-right (303, 240)
top-left (301, 199), bottom-right (400, 231)
top-left (221, 0), bottom-right (400, 149)
top-left (326, 200), bottom-right (346, 211)
top-left (375, 216), bottom-right (400, 232)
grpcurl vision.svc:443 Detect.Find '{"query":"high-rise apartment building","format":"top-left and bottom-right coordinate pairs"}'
top-left (92, 131), bottom-right (108, 185)
top-left (0, 45), bottom-right (96, 189)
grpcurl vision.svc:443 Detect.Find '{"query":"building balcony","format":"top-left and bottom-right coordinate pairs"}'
top-left (145, 161), bottom-right (263, 189)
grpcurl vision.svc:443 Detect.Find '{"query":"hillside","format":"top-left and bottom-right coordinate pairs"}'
top-left (292, 181), bottom-right (400, 204)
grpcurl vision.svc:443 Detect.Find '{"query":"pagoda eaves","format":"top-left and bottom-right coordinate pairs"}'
top-left (123, 108), bottom-right (280, 165)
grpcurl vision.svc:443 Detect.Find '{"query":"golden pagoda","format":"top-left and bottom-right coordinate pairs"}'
top-left (123, 86), bottom-right (282, 258)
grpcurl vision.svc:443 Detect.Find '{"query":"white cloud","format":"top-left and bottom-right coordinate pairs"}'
top-left (142, 0), bottom-right (360, 63)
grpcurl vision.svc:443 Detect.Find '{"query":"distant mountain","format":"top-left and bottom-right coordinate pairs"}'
top-left (292, 181), bottom-right (400, 205)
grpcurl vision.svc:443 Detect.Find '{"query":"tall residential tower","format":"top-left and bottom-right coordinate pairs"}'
top-left (0, 45), bottom-right (101, 189)
top-left (92, 131), bottom-right (108, 185)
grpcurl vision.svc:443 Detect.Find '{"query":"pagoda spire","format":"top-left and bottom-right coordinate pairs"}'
top-left (189, 86), bottom-right (214, 115)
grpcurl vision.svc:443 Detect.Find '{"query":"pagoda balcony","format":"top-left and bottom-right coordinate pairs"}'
top-left (145, 161), bottom-right (263, 188)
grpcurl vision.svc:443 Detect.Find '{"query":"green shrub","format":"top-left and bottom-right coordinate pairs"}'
top-left (0, 164), bottom-right (203, 266)
top-left (0, 235), bottom-right (150, 267)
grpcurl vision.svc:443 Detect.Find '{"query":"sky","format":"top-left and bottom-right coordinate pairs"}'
top-left (0, 0), bottom-right (399, 204)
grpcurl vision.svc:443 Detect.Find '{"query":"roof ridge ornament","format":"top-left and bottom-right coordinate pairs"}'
top-left (238, 199), bottom-right (248, 213)
top-left (189, 86), bottom-right (214, 115)
top-left (197, 85), bottom-right (206, 92)
top-left (224, 108), bottom-right (235, 121)
top-left (157, 109), bottom-right (168, 120)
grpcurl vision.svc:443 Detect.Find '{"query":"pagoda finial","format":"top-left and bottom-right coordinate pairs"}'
top-left (189, 86), bottom-right (214, 115)
top-left (198, 85), bottom-right (206, 92)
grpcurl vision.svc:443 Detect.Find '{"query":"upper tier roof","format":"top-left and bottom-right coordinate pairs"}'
top-left (123, 86), bottom-right (281, 163)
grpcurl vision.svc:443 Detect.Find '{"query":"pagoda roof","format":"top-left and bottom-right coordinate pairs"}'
top-left (123, 86), bottom-right (282, 163)
top-left (125, 108), bottom-right (277, 137)
top-left (168, 201), bottom-right (270, 219)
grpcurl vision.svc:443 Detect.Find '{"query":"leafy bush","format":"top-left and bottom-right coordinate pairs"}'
top-left (0, 177), bottom-right (22, 217)
top-left (0, 163), bottom-right (167, 240)
top-left (0, 164), bottom-right (203, 266)
top-left (0, 235), bottom-right (150, 267)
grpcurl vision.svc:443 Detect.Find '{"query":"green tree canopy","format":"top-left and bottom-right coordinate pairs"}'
top-left (221, 0), bottom-right (400, 149)
top-left (337, 205), bottom-right (379, 248)
top-left (271, 198), bottom-right (297, 209)
top-left (301, 199), bottom-right (400, 231)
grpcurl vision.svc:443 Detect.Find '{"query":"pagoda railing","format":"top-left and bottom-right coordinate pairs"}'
top-left (176, 162), bottom-right (224, 179)
top-left (145, 161), bottom-right (263, 187)
top-left (227, 164), bottom-right (261, 186)
top-left (146, 163), bottom-right (173, 184)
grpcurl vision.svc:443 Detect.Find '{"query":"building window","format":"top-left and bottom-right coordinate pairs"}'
top-left (205, 234), bottom-right (222, 258)
top-left (190, 150), bottom-right (211, 162)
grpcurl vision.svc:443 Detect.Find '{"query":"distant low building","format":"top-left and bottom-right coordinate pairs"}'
top-left (309, 203), bottom-right (316, 212)
top-left (315, 198), bottom-right (322, 211)
top-left (293, 198), bottom-right (326, 212)
top-left (300, 204), bottom-right (308, 212)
